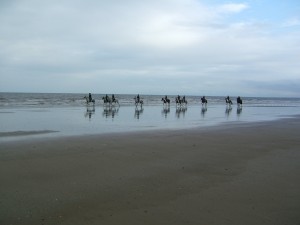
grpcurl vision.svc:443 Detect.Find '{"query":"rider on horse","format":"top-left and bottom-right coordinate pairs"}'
top-left (88, 93), bottom-right (92, 102)
top-left (225, 96), bottom-right (233, 105)
top-left (105, 94), bottom-right (110, 102)
top-left (237, 96), bottom-right (243, 106)
top-left (201, 96), bottom-right (207, 104)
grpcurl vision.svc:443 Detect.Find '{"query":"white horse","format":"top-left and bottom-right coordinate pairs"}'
top-left (84, 96), bottom-right (95, 104)
top-left (225, 96), bottom-right (233, 107)
top-left (134, 97), bottom-right (143, 107)
top-left (111, 98), bottom-right (120, 106)
top-left (102, 96), bottom-right (120, 107)
top-left (175, 96), bottom-right (187, 107)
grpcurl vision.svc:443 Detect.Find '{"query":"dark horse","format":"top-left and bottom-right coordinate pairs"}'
top-left (225, 96), bottom-right (233, 106)
top-left (201, 96), bottom-right (208, 106)
top-left (161, 97), bottom-right (170, 106)
top-left (237, 96), bottom-right (243, 107)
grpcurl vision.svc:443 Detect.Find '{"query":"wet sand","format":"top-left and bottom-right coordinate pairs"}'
top-left (0, 117), bottom-right (300, 225)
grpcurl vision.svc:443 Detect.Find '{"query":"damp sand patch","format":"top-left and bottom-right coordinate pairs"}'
top-left (0, 130), bottom-right (59, 137)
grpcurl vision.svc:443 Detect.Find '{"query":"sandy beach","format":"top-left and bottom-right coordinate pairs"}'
top-left (1, 117), bottom-right (300, 225)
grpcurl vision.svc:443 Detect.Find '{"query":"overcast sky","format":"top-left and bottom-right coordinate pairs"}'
top-left (0, 0), bottom-right (299, 97)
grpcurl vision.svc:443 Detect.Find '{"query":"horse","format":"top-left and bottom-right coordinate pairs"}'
top-left (111, 98), bottom-right (119, 106)
top-left (84, 96), bottom-right (95, 105)
top-left (161, 97), bottom-right (170, 106)
top-left (225, 96), bottom-right (233, 106)
top-left (176, 97), bottom-right (187, 107)
top-left (102, 95), bottom-right (119, 107)
top-left (134, 97), bottom-right (143, 107)
top-left (237, 96), bottom-right (243, 108)
top-left (102, 96), bottom-right (111, 106)
top-left (182, 98), bottom-right (188, 105)
top-left (201, 96), bottom-right (208, 106)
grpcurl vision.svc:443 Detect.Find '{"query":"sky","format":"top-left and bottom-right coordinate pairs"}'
top-left (0, 0), bottom-right (299, 97)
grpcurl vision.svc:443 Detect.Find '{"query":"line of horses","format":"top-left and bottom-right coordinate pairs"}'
top-left (84, 94), bottom-right (243, 108)
top-left (161, 96), bottom-right (187, 107)
top-left (84, 94), bottom-right (119, 107)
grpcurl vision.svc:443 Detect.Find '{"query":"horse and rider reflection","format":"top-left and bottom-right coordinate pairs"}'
top-left (103, 106), bottom-right (119, 118)
top-left (176, 107), bottom-right (187, 118)
top-left (201, 106), bottom-right (207, 117)
top-left (84, 105), bottom-right (95, 119)
top-left (225, 106), bottom-right (232, 117)
top-left (134, 107), bottom-right (144, 119)
top-left (237, 107), bottom-right (242, 115)
top-left (162, 107), bottom-right (170, 118)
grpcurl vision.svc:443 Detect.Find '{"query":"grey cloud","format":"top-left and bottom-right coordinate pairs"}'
top-left (0, 0), bottom-right (300, 96)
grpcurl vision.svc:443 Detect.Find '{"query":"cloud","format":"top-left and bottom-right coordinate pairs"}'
top-left (0, 0), bottom-right (299, 97)
top-left (282, 17), bottom-right (300, 27)
top-left (217, 3), bottom-right (248, 13)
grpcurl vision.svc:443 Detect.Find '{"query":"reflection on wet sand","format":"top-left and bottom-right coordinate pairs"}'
top-left (201, 106), bottom-right (207, 117)
top-left (134, 108), bottom-right (144, 119)
top-left (103, 106), bottom-right (119, 118)
top-left (162, 106), bottom-right (170, 118)
top-left (176, 107), bottom-right (187, 118)
top-left (225, 105), bottom-right (232, 117)
top-left (237, 106), bottom-right (242, 116)
top-left (84, 106), bottom-right (95, 120)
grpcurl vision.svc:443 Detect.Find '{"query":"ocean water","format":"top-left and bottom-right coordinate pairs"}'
top-left (1, 92), bottom-right (300, 142)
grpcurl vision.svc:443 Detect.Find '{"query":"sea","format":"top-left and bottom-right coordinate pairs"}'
top-left (1, 92), bottom-right (300, 142)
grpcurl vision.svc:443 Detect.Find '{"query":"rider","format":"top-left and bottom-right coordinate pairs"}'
top-left (177, 95), bottom-right (181, 101)
top-left (105, 94), bottom-right (109, 102)
top-left (201, 96), bottom-right (206, 103)
top-left (88, 93), bottom-right (92, 102)
top-left (112, 94), bottom-right (115, 102)
top-left (137, 94), bottom-right (140, 102)
top-left (165, 95), bottom-right (168, 101)
top-left (182, 96), bottom-right (186, 102)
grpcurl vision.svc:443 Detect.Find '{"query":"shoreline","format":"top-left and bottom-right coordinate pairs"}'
top-left (0, 112), bottom-right (299, 142)
top-left (1, 101), bottom-right (300, 142)
top-left (1, 116), bottom-right (300, 225)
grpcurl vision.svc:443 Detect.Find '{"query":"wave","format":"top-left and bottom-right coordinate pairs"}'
top-left (0, 92), bottom-right (300, 108)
